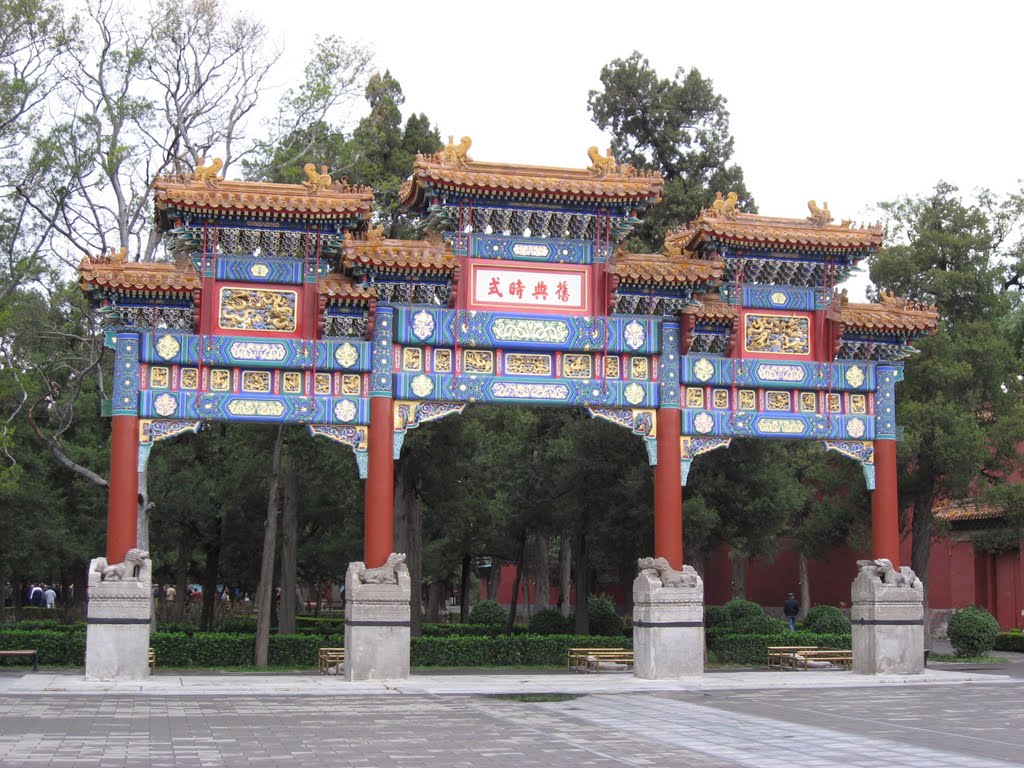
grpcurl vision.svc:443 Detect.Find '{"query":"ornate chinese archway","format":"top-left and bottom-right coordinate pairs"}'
top-left (80, 140), bottom-right (937, 575)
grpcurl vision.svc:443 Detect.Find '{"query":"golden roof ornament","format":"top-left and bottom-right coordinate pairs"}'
top-left (193, 156), bottom-right (223, 185)
top-left (439, 135), bottom-right (472, 168)
top-left (807, 199), bottom-right (834, 226)
top-left (710, 191), bottom-right (739, 220)
top-left (365, 223), bottom-right (386, 241)
top-left (587, 146), bottom-right (617, 177)
top-left (303, 163), bottom-right (333, 194)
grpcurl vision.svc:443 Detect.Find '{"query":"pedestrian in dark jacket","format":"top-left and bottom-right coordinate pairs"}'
top-left (783, 592), bottom-right (799, 631)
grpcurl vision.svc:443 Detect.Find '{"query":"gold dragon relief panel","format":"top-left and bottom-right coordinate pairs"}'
top-left (149, 367), bottom-right (170, 389)
top-left (179, 368), bottom-right (199, 389)
top-left (713, 389), bottom-right (729, 409)
top-left (738, 389), bottom-right (756, 410)
top-left (604, 355), bottom-right (621, 379)
top-left (218, 287), bottom-right (297, 333)
top-left (505, 353), bottom-right (552, 376)
top-left (434, 349), bottom-right (453, 373)
top-left (341, 374), bottom-right (362, 396)
top-left (315, 373), bottom-right (332, 395)
top-left (743, 313), bottom-right (810, 356)
top-left (464, 350), bottom-right (494, 374)
top-left (848, 393), bottom-right (867, 414)
top-left (686, 387), bottom-right (704, 408)
top-left (630, 357), bottom-right (649, 380)
top-left (283, 372), bottom-right (303, 394)
top-left (242, 370), bottom-right (271, 393)
top-left (210, 369), bottom-right (231, 392)
top-left (800, 392), bottom-right (818, 412)
top-left (766, 391), bottom-right (792, 411)
top-left (563, 354), bottom-right (592, 379)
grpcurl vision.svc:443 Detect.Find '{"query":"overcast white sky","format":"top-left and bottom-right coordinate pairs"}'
top-left (243, 0), bottom-right (1023, 298)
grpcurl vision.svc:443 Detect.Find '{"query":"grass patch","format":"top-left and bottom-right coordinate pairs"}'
top-left (928, 654), bottom-right (1009, 664)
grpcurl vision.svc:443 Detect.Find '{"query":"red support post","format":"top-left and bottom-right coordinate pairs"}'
top-left (364, 396), bottom-right (394, 568)
top-left (872, 439), bottom-right (900, 567)
top-left (106, 415), bottom-right (139, 563)
top-left (654, 407), bottom-right (683, 570)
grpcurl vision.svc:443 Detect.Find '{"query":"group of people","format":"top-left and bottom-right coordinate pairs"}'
top-left (26, 583), bottom-right (58, 608)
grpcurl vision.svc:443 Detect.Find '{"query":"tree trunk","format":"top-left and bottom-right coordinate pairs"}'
top-left (574, 521), bottom-right (590, 634)
top-left (278, 460), bottom-right (298, 635)
top-left (459, 554), bottom-right (471, 623)
top-left (393, 459), bottom-right (422, 634)
top-left (558, 533), bottom-right (571, 617)
top-left (426, 579), bottom-right (444, 623)
top-left (137, 466), bottom-right (150, 551)
top-left (254, 425), bottom-right (285, 667)
top-left (730, 551), bottom-right (747, 600)
top-left (911, 490), bottom-right (935, 649)
top-left (172, 534), bottom-right (189, 622)
top-left (534, 533), bottom-right (550, 610)
top-left (797, 550), bottom-right (810, 620)
top-left (487, 559), bottom-right (501, 600)
top-left (506, 534), bottom-right (526, 634)
top-left (199, 516), bottom-right (222, 631)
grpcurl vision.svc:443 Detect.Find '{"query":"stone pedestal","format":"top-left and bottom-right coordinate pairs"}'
top-left (344, 554), bottom-right (410, 681)
top-left (632, 557), bottom-right (704, 678)
top-left (851, 559), bottom-right (925, 675)
top-left (85, 551), bottom-right (152, 681)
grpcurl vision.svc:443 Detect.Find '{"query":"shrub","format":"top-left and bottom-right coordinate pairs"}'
top-left (157, 622), bottom-right (195, 636)
top-left (732, 614), bottom-right (787, 635)
top-left (803, 605), bottom-right (851, 634)
top-left (295, 616), bottom-right (345, 634)
top-left (587, 595), bottom-right (623, 636)
top-left (704, 605), bottom-right (727, 629)
top-left (947, 605), bottom-right (1000, 657)
top-left (0, 629), bottom-right (84, 665)
top-left (528, 608), bottom-right (570, 635)
top-left (151, 632), bottom-right (192, 667)
top-left (994, 631), bottom-right (1024, 653)
top-left (190, 633), bottom-right (255, 667)
top-left (723, 598), bottom-right (765, 627)
top-left (268, 634), bottom-right (322, 667)
top-left (468, 599), bottom-right (507, 626)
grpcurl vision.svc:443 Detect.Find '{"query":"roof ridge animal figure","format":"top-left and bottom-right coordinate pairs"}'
top-left (193, 156), bottom-right (223, 184)
top-left (587, 146), bottom-right (617, 176)
top-left (440, 135), bottom-right (472, 168)
top-left (303, 163), bottom-right (333, 193)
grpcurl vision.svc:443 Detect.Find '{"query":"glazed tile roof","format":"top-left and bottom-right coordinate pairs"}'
top-left (832, 291), bottom-right (939, 335)
top-left (153, 176), bottom-right (374, 220)
top-left (342, 236), bottom-right (457, 272)
top-left (610, 251), bottom-right (722, 285)
top-left (400, 155), bottom-right (664, 208)
top-left (318, 273), bottom-right (375, 301)
top-left (677, 211), bottom-right (884, 252)
top-left (682, 295), bottom-right (738, 322)
top-left (933, 500), bottom-right (1005, 522)
top-left (78, 257), bottom-right (201, 292)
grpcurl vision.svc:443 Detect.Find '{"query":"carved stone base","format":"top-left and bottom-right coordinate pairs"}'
top-left (851, 563), bottom-right (925, 675)
top-left (85, 557), bottom-right (152, 681)
top-left (632, 559), bottom-right (705, 678)
top-left (344, 556), bottom-right (411, 681)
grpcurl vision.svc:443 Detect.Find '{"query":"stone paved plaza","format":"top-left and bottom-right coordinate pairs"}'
top-left (1, 667), bottom-right (1022, 767)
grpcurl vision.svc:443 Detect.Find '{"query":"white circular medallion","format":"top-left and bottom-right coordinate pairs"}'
top-left (846, 417), bottom-right (866, 438)
top-left (411, 375), bottom-right (434, 398)
top-left (334, 342), bottom-right (358, 368)
top-left (334, 399), bottom-right (357, 422)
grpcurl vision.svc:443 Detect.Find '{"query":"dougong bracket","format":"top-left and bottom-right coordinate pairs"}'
top-left (822, 440), bottom-right (876, 490)
top-left (137, 419), bottom-right (202, 472)
top-left (308, 424), bottom-right (369, 479)
top-left (586, 407), bottom-right (658, 465)
top-left (393, 401), bottom-right (466, 459)
top-left (680, 436), bottom-right (732, 486)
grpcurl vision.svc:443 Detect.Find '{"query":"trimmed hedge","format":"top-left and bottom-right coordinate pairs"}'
top-left (411, 634), bottom-right (630, 667)
top-left (0, 629), bottom-right (85, 665)
top-left (419, 623), bottom-right (529, 637)
top-left (467, 600), bottom-right (508, 626)
top-left (528, 608), bottom-right (571, 635)
top-left (994, 631), bottom-right (1024, 653)
top-left (803, 605), bottom-right (851, 634)
top-left (710, 631), bottom-right (851, 665)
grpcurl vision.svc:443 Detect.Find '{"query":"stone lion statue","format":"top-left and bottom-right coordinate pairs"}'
top-left (93, 548), bottom-right (150, 581)
top-left (855, 557), bottom-right (921, 589)
top-left (637, 556), bottom-right (701, 588)
top-left (357, 552), bottom-right (406, 585)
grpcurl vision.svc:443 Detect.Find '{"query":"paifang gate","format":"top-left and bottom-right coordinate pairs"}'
top-left (79, 139), bottom-right (938, 577)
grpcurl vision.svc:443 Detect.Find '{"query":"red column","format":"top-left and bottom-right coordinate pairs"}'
top-left (107, 415), bottom-right (139, 562)
top-left (872, 439), bottom-right (900, 567)
top-left (364, 396), bottom-right (394, 568)
top-left (654, 407), bottom-right (683, 570)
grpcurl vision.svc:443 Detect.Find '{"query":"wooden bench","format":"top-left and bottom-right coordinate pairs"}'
top-left (148, 648), bottom-right (156, 674)
top-left (0, 650), bottom-right (38, 672)
top-left (318, 647), bottom-right (345, 675)
top-left (767, 646), bottom-right (820, 670)
top-left (767, 646), bottom-right (852, 670)
top-left (567, 647), bottom-right (634, 673)
top-left (795, 648), bottom-right (852, 670)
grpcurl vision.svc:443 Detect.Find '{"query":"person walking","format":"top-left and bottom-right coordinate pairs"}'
top-left (43, 585), bottom-right (57, 609)
top-left (783, 592), bottom-right (800, 631)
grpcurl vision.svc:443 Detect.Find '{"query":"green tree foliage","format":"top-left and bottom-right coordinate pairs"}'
top-left (588, 51), bottom-right (755, 250)
top-left (802, 605), bottom-right (851, 634)
top-left (871, 183), bottom-right (1024, 589)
